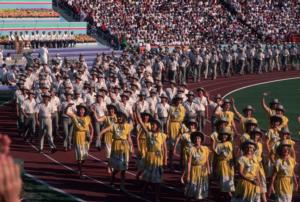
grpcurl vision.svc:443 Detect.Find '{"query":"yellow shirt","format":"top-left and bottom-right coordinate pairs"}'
top-left (137, 122), bottom-right (151, 139)
top-left (266, 128), bottom-right (280, 148)
top-left (215, 141), bottom-right (233, 161)
top-left (220, 111), bottom-right (235, 127)
top-left (240, 117), bottom-right (257, 132)
top-left (254, 142), bottom-right (263, 162)
top-left (238, 156), bottom-right (260, 181)
top-left (169, 104), bottom-right (185, 122)
top-left (104, 115), bottom-right (117, 127)
top-left (190, 146), bottom-right (209, 166)
top-left (275, 156), bottom-right (295, 178)
top-left (146, 132), bottom-right (167, 153)
top-left (112, 123), bottom-right (132, 140)
top-left (279, 115), bottom-right (289, 129)
top-left (72, 115), bottom-right (91, 133)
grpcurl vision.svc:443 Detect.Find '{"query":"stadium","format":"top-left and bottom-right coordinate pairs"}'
top-left (0, 0), bottom-right (300, 202)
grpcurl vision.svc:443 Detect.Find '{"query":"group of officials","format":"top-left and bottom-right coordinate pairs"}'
top-left (5, 31), bottom-right (76, 49)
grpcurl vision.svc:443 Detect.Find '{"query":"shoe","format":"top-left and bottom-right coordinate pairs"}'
top-left (51, 148), bottom-right (57, 154)
top-left (38, 149), bottom-right (43, 153)
top-left (97, 146), bottom-right (101, 151)
top-left (64, 147), bottom-right (68, 152)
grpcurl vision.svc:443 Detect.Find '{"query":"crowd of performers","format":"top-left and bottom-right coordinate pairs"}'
top-left (15, 75), bottom-right (299, 201)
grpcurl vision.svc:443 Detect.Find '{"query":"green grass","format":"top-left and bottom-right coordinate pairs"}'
top-left (226, 78), bottom-right (300, 139)
top-left (22, 174), bottom-right (77, 202)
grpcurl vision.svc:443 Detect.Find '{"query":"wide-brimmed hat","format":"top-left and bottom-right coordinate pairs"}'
top-left (186, 91), bottom-right (195, 97)
top-left (174, 93), bottom-right (184, 100)
top-left (275, 104), bottom-right (285, 112)
top-left (276, 140), bottom-right (292, 156)
top-left (269, 98), bottom-right (280, 106)
top-left (150, 118), bottom-right (162, 129)
top-left (218, 127), bottom-right (233, 140)
top-left (250, 127), bottom-right (264, 137)
top-left (196, 87), bottom-right (205, 92)
top-left (280, 127), bottom-right (290, 135)
top-left (241, 140), bottom-right (257, 151)
top-left (42, 92), bottom-right (51, 98)
top-left (270, 115), bottom-right (283, 124)
top-left (138, 91), bottom-right (147, 97)
top-left (141, 110), bottom-right (152, 118)
top-left (191, 131), bottom-right (205, 143)
top-left (187, 118), bottom-right (198, 127)
top-left (120, 93), bottom-right (129, 99)
top-left (76, 103), bottom-right (88, 112)
top-left (245, 119), bottom-right (258, 126)
top-left (117, 110), bottom-right (128, 119)
top-left (243, 105), bottom-right (254, 112)
top-left (107, 103), bottom-right (117, 111)
top-left (160, 92), bottom-right (168, 99)
top-left (27, 90), bottom-right (35, 95)
top-left (95, 92), bottom-right (105, 98)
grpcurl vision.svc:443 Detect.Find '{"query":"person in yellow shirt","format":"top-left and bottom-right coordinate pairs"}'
top-left (250, 128), bottom-right (267, 202)
top-left (240, 119), bottom-right (258, 144)
top-left (215, 99), bottom-right (237, 135)
top-left (231, 97), bottom-right (257, 133)
top-left (185, 131), bottom-right (210, 201)
top-left (261, 92), bottom-right (280, 117)
top-left (173, 118), bottom-right (197, 184)
top-left (92, 103), bottom-right (118, 174)
top-left (99, 110), bottom-right (134, 191)
top-left (210, 117), bottom-right (229, 146)
top-left (266, 115), bottom-right (282, 177)
top-left (135, 105), bottom-right (167, 202)
top-left (167, 93), bottom-right (185, 170)
top-left (136, 110), bottom-right (152, 180)
top-left (275, 104), bottom-right (289, 130)
top-left (66, 103), bottom-right (94, 179)
top-left (213, 127), bottom-right (235, 202)
top-left (233, 140), bottom-right (265, 202)
top-left (268, 140), bottom-right (298, 202)
top-left (272, 127), bottom-right (296, 160)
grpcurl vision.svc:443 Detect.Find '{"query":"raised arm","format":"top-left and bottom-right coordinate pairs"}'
top-left (134, 105), bottom-right (149, 134)
top-left (230, 97), bottom-right (244, 120)
top-left (261, 93), bottom-right (271, 115)
top-left (90, 105), bottom-right (106, 122)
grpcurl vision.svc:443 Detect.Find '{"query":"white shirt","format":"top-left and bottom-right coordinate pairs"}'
top-left (155, 102), bottom-right (170, 118)
top-left (194, 96), bottom-right (208, 112)
top-left (36, 102), bottom-right (54, 118)
top-left (91, 102), bottom-right (106, 117)
top-left (50, 96), bottom-right (61, 113)
top-left (21, 99), bottom-right (36, 114)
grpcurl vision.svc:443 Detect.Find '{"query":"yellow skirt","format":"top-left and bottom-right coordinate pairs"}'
top-left (143, 151), bottom-right (164, 183)
top-left (275, 176), bottom-right (293, 201)
top-left (234, 179), bottom-right (260, 201)
top-left (74, 131), bottom-right (89, 161)
top-left (185, 165), bottom-right (209, 200)
top-left (136, 138), bottom-right (147, 171)
top-left (168, 122), bottom-right (181, 148)
top-left (104, 131), bottom-right (113, 146)
top-left (217, 160), bottom-right (235, 192)
top-left (110, 139), bottom-right (129, 171)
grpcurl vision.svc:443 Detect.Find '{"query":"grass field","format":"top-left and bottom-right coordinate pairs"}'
top-left (226, 78), bottom-right (300, 139)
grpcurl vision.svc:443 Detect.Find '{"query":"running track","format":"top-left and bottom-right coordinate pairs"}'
top-left (1, 70), bottom-right (300, 202)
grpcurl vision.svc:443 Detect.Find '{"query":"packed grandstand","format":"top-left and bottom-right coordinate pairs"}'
top-left (0, 0), bottom-right (300, 202)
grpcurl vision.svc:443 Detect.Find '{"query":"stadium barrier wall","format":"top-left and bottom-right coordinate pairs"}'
top-left (0, 0), bottom-right (52, 9)
top-left (0, 21), bottom-right (87, 35)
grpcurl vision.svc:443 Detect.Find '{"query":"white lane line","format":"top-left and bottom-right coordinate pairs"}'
top-left (88, 154), bottom-right (182, 192)
top-left (24, 173), bottom-right (85, 202)
top-left (222, 76), bottom-right (300, 98)
top-left (29, 143), bottom-right (151, 202)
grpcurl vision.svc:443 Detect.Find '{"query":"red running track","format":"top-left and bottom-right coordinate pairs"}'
top-left (1, 70), bottom-right (300, 202)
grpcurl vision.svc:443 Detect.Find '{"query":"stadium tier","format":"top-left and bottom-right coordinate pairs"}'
top-left (0, 0), bottom-right (52, 9)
